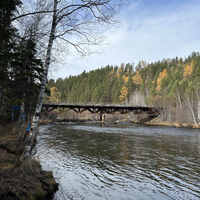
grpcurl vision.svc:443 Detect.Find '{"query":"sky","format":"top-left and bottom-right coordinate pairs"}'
top-left (53, 0), bottom-right (200, 79)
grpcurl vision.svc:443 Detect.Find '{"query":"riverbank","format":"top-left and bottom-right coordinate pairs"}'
top-left (0, 124), bottom-right (58, 200)
top-left (50, 116), bottom-right (199, 129)
top-left (145, 121), bottom-right (198, 128)
top-left (112, 115), bottom-right (199, 129)
top-left (117, 119), bottom-right (198, 128)
top-left (144, 116), bottom-right (199, 128)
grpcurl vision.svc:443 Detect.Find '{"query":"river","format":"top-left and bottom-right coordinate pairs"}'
top-left (33, 122), bottom-right (200, 200)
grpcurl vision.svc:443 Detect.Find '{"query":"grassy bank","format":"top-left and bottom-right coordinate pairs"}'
top-left (145, 121), bottom-right (198, 128)
top-left (112, 115), bottom-right (199, 128)
top-left (144, 115), bottom-right (199, 128)
top-left (0, 124), bottom-right (58, 200)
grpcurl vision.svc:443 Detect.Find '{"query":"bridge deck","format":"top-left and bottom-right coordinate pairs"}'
top-left (42, 103), bottom-right (161, 115)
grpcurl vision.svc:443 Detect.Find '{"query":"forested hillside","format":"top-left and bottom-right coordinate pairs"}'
top-left (46, 52), bottom-right (200, 126)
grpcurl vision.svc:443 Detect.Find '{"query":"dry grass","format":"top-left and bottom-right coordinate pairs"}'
top-left (146, 121), bottom-right (198, 128)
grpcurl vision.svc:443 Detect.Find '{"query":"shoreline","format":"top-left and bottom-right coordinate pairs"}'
top-left (40, 117), bottom-right (199, 129)
top-left (145, 121), bottom-right (198, 129)
top-left (0, 124), bottom-right (59, 200)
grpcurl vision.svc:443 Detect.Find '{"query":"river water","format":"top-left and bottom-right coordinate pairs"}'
top-left (33, 123), bottom-right (200, 200)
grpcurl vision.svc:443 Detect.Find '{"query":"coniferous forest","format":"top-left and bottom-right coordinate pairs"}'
top-left (46, 52), bottom-right (200, 127)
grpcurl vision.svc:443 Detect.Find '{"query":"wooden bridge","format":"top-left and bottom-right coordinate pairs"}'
top-left (42, 102), bottom-right (160, 116)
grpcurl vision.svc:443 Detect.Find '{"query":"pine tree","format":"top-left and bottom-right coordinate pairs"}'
top-left (113, 89), bottom-right (121, 104)
top-left (91, 86), bottom-right (102, 103)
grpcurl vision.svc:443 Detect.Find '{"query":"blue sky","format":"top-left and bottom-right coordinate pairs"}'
top-left (53, 0), bottom-right (200, 79)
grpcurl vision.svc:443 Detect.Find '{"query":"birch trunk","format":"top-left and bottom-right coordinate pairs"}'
top-left (169, 102), bottom-right (172, 123)
top-left (185, 95), bottom-right (199, 128)
top-left (195, 87), bottom-right (200, 124)
top-left (176, 88), bottom-right (182, 108)
top-left (22, 0), bottom-right (58, 162)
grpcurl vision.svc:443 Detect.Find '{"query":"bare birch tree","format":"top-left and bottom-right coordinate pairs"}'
top-left (19, 0), bottom-right (127, 161)
top-left (185, 84), bottom-right (199, 128)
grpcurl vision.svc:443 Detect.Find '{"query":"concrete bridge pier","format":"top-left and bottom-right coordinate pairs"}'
top-left (100, 114), bottom-right (106, 122)
top-left (102, 114), bottom-right (106, 122)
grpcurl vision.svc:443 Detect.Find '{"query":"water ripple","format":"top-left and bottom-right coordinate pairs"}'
top-left (33, 124), bottom-right (200, 200)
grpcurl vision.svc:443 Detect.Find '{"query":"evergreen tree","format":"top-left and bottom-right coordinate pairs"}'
top-left (91, 86), bottom-right (102, 103)
top-left (113, 88), bottom-right (121, 104)
top-left (0, 0), bottom-right (21, 120)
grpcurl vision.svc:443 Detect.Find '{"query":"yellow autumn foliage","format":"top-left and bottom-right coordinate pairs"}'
top-left (183, 60), bottom-right (194, 79)
top-left (119, 86), bottom-right (128, 104)
top-left (122, 75), bottom-right (129, 83)
top-left (132, 71), bottom-right (142, 85)
top-left (156, 69), bottom-right (167, 92)
top-left (49, 87), bottom-right (61, 102)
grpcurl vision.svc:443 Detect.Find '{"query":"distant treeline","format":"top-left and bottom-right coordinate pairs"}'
top-left (46, 52), bottom-right (200, 126)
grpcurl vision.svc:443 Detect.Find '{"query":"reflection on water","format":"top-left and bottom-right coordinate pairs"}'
top-left (33, 123), bottom-right (200, 200)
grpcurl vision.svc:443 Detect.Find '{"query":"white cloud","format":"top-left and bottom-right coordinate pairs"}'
top-left (54, 0), bottom-right (200, 79)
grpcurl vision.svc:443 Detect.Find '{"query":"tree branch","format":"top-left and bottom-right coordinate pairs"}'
top-left (11, 10), bottom-right (56, 22)
top-left (57, 36), bottom-right (85, 56)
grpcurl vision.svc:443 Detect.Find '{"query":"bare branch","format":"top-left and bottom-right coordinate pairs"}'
top-left (57, 36), bottom-right (85, 56)
top-left (11, 10), bottom-right (56, 22)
